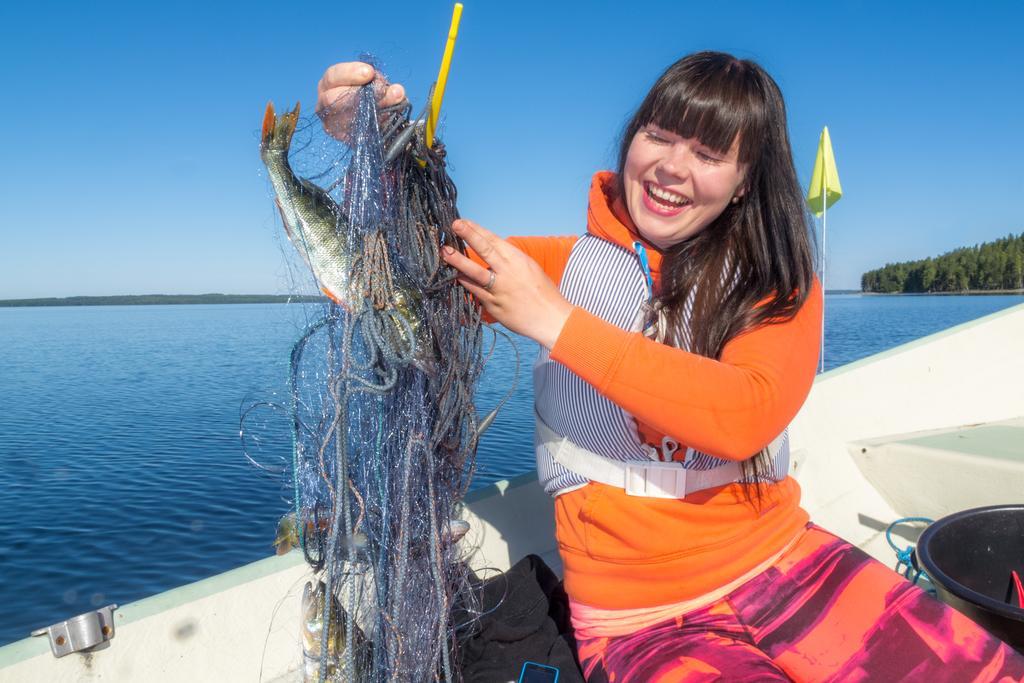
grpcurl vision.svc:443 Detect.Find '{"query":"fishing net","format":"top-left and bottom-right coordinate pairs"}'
top-left (251, 59), bottom-right (508, 682)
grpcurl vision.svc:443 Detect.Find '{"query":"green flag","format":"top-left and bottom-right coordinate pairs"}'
top-left (806, 126), bottom-right (842, 216)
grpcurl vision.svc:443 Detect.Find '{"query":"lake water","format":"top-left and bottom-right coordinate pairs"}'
top-left (1, 294), bottom-right (1022, 646)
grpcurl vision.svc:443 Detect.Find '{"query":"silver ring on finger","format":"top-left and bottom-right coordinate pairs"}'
top-left (483, 269), bottom-right (497, 292)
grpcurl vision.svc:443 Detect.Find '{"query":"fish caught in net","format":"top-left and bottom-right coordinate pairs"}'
top-left (256, 60), bottom-right (507, 681)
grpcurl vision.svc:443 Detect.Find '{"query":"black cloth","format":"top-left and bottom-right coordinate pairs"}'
top-left (456, 554), bottom-right (585, 682)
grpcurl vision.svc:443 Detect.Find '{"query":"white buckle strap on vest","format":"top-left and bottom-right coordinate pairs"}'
top-left (537, 414), bottom-right (745, 499)
top-left (623, 461), bottom-right (690, 498)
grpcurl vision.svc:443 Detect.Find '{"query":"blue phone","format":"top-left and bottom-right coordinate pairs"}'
top-left (519, 661), bottom-right (560, 683)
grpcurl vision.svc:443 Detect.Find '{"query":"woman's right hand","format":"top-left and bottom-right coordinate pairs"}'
top-left (316, 61), bottom-right (407, 141)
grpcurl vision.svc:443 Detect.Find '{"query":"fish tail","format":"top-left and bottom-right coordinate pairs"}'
top-left (260, 101), bottom-right (300, 153)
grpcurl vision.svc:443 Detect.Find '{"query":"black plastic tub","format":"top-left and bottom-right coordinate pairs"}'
top-left (917, 505), bottom-right (1024, 653)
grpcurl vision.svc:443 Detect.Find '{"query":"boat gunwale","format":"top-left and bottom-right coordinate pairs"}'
top-left (813, 298), bottom-right (1024, 380)
top-left (0, 552), bottom-right (305, 666)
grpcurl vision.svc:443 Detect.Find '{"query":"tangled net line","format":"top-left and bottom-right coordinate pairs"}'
top-left (279, 67), bottom-right (498, 682)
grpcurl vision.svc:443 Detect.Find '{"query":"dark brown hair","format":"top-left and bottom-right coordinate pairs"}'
top-left (617, 51), bottom-right (818, 497)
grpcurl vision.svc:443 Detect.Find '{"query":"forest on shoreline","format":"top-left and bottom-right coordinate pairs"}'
top-left (862, 233), bottom-right (1024, 293)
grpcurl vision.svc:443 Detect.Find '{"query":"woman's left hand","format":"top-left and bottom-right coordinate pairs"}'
top-left (442, 219), bottom-right (574, 350)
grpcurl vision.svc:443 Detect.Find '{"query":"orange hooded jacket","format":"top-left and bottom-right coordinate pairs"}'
top-left (481, 171), bottom-right (822, 608)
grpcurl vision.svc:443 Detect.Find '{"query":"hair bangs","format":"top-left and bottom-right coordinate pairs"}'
top-left (638, 58), bottom-right (767, 164)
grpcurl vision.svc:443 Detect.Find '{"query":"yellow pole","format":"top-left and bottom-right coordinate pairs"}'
top-left (425, 3), bottom-right (463, 150)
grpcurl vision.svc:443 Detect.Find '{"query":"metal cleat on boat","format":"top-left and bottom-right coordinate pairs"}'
top-left (30, 604), bottom-right (118, 658)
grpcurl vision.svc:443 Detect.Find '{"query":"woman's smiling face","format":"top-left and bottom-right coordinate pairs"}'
top-left (622, 124), bottom-right (747, 250)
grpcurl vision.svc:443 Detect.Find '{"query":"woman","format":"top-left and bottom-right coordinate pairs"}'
top-left (318, 53), bottom-right (1024, 681)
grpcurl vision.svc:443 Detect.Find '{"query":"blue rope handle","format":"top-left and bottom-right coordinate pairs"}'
top-left (886, 516), bottom-right (935, 593)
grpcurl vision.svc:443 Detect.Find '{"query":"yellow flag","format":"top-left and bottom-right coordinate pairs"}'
top-left (806, 126), bottom-right (842, 216)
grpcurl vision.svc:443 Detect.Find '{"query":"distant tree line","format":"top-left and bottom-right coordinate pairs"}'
top-left (861, 232), bottom-right (1024, 293)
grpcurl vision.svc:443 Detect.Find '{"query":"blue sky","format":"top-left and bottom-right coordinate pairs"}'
top-left (1, 0), bottom-right (1021, 297)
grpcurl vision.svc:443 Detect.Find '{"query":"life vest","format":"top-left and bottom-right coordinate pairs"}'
top-left (533, 234), bottom-right (790, 497)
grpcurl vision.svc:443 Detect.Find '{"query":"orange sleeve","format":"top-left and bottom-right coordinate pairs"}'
top-left (549, 280), bottom-right (823, 460)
